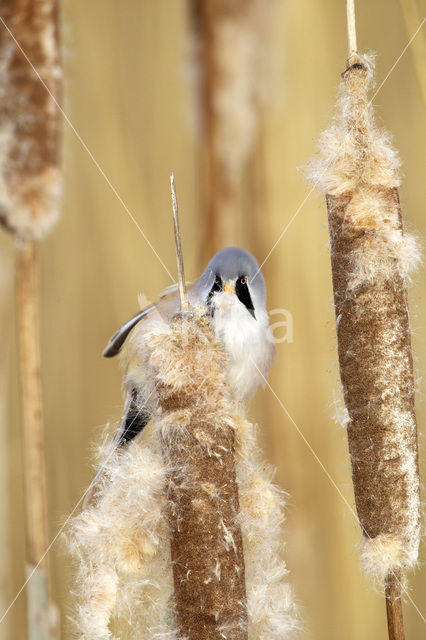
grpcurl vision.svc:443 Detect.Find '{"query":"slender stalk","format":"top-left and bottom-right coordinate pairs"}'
top-left (385, 571), bottom-right (405, 640)
top-left (346, 0), bottom-right (358, 63)
top-left (198, 0), bottom-right (237, 255)
top-left (170, 173), bottom-right (189, 311)
top-left (190, 0), bottom-right (264, 255)
top-left (16, 242), bottom-right (48, 566)
top-left (16, 242), bottom-right (56, 639)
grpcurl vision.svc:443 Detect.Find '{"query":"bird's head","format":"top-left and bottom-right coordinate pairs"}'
top-left (195, 247), bottom-right (267, 320)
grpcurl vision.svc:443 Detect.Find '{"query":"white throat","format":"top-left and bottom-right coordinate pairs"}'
top-left (211, 292), bottom-right (275, 402)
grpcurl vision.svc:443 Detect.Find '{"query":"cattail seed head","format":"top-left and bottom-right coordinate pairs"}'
top-left (0, 0), bottom-right (61, 241)
top-left (309, 55), bottom-right (421, 582)
top-left (67, 309), bottom-right (299, 638)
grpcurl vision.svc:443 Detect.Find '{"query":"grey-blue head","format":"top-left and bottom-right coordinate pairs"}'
top-left (194, 247), bottom-right (266, 316)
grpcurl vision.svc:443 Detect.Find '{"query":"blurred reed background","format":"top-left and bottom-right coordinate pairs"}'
top-left (1, 0), bottom-right (425, 638)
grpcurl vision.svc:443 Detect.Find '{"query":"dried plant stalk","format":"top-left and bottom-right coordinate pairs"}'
top-left (189, 0), bottom-right (272, 254)
top-left (158, 316), bottom-right (247, 640)
top-left (385, 570), bottom-right (405, 640)
top-left (309, 56), bottom-right (421, 585)
top-left (170, 173), bottom-right (189, 311)
top-left (17, 242), bottom-right (60, 639)
top-left (0, 1), bottom-right (61, 637)
top-left (16, 243), bottom-right (48, 565)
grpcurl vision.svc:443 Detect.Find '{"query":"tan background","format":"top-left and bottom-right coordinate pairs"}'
top-left (1, 0), bottom-right (425, 638)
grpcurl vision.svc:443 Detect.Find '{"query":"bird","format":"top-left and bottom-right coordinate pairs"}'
top-left (103, 247), bottom-right (275, 449)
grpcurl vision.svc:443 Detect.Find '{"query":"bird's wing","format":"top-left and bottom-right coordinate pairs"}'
top-left (83, 378), bottom-right (152, 510)
top-left (158, 281), bottom-right (192, 299)
top-left (114, 387), bottom-right (151, 446)
top-left (103, 304), bottom-right (156, 358)
top-left (103, 283), bottom-right (195, 358)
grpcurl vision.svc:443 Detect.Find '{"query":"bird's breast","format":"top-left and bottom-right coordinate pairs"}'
top-left (212, 302), bottom-right (275, 402)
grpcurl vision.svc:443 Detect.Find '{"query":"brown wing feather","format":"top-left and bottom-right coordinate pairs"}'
top-left (103, 284), bottom-right (195, 358)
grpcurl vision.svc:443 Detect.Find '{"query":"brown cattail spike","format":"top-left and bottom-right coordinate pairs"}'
top-left (157, 314), bottom-right (248, 640)
top-left (0, 0), bottom-right (62, 241)
top-left (308, 55), bottom-right (421, 584)
top-left (68, 306), bottom-right (298, 637)
top-left (189, 0), bottom-right (272, 254)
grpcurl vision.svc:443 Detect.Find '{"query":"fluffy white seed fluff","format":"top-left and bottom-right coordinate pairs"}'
top-left (235, 416), bottom-right (300, 638)
top-left (67, 311), bottom-right (299, 639)
top-left (307, 54), bottom-right (420, 287)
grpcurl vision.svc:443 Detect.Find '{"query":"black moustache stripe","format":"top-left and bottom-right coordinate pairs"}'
top-left (207, 275), bottom-right (223, 316)
top-left (235, 278), bottom-right (256, 319)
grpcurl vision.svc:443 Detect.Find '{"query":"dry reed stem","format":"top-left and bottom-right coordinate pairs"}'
top-left (385, 570), bottom-right (405, 640)
top-left (346, 0), bottom-right (358, 63)
top-left (341, 6), bottom-right (416, 632)
top-left (16, 242), bottom-right (59, 639)
top-left (157, 315), bottom-right (248, 640)
top-left (189, 0), bottom-right (269, 254)
top-left (170, 173), bottom-right (189, 311)
top-left (16, 243), bottom-right (47, 566)
top-left (195, 0), bottom-right (241, 254)
top-left (0, 1), bottom-right (62, 636)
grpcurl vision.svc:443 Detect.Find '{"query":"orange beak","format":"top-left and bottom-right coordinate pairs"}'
top-left (223, 282), bottom-right (235, 294)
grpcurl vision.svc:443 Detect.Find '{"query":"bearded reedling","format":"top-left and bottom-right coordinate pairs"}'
top-left (102, 246), bottom-right (275, 444)
top-left (69, 180), bottom-right (298, 640)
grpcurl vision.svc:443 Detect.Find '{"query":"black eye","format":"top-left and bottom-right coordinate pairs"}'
top-left (215, 276), bottom-right (221, 286)
top-left (239, 276), bottom-right (247, 285)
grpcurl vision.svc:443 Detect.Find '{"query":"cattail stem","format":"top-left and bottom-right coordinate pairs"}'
top-left (346, 0), bottom-right (358, 63)
top-left (190, 0), bottom-right (266, 255)
top-left (16, 242), bottom-right (48, 566)
top-left (385, 570), bottom-right (405, 640)
top-left (16, 242), bottom-right (55, 639)
top-left (196, 0), bottom-right (239, 255)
